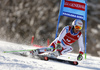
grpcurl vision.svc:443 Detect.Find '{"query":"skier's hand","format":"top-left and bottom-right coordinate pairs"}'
top-left (56, 43), bottom-right (62, 50)
top-left (77, 53), bottom-right (83, 61)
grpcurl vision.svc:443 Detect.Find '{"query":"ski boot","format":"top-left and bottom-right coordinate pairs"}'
top-left (48, 51), bottom-right (60, 58)
top-left (30, 49), bottom-right (39, 57)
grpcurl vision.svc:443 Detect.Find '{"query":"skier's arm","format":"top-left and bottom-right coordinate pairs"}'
top-left (78, 34), bottom-right (84, 54)
top-left (77, 34), bottom-right (84, 61)
top-left (57, 26), bottom-right (69, 43)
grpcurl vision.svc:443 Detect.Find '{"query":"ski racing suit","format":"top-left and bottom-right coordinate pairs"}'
top-left (39, 26), bottom-right (84, 55)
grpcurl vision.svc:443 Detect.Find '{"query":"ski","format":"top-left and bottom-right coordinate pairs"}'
top-left (12, 50), bottom-right (78, 65)
top-left (37, 55), bottom-right (78, 65)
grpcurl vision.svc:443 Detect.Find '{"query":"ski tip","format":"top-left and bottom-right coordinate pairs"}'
top-left (44, 57), bottom-right (49, 61)
top-left (73, 61), bottom-right (78, 65)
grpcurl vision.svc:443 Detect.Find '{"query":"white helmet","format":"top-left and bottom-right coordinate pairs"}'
top-left (72, 19), bottom-right (83, 30)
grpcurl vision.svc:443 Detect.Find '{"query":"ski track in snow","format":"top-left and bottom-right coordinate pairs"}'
top-left (0, 41), bottom-right (100, 70)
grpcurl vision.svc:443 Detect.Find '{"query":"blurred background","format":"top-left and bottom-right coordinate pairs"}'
top-left (0, 0), bottom-right (100, 57)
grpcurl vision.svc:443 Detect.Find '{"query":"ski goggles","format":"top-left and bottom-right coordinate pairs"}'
top-left (74, 25), bottom-right (82, 30)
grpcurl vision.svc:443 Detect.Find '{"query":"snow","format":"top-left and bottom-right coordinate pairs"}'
top-left (91, 28), bottom-right (98, 34)
top-left (97, 24), bottom-right (100, 29)
top-left (0, 41), bottom-right (100, 70)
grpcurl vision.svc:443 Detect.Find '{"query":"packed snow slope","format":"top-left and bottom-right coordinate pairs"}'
top-left (0, 41), bottom-right (100, 70)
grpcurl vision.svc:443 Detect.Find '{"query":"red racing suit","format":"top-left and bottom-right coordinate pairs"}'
top-left (49, 26), bottom-right (84, 55)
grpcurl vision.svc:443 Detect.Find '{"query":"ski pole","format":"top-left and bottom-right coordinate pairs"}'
top-left (3, 49), bottom-right (35, 53)
top-left (3, 47), bottom-right (58, 53)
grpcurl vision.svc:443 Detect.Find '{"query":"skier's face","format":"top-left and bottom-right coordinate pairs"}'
top-left (74, 28), bottom-right (79, 33)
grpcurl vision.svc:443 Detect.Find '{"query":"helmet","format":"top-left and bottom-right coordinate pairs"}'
top-left (72, 19), bottom-right (83, 30)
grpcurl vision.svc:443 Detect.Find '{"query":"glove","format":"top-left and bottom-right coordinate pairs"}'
top-left (77, 53), bottom-right (83, 61)
top-left (56, 43), bottom-right (62, 50)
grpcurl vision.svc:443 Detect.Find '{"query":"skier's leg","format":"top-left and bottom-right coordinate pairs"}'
top-left (60, 46), bottom-right (73, 55)
top-left (38, 42), bottom-right (56, 53)
top-left (47, 46), bottom-right (73, 57)
top-left (37, 38), bottom-right (58, 54)
top-left (30, 42), bottom-right (56, 56)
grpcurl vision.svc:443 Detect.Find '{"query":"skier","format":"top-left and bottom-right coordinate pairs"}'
top-left (30, 19), bottom-right (84, 61)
